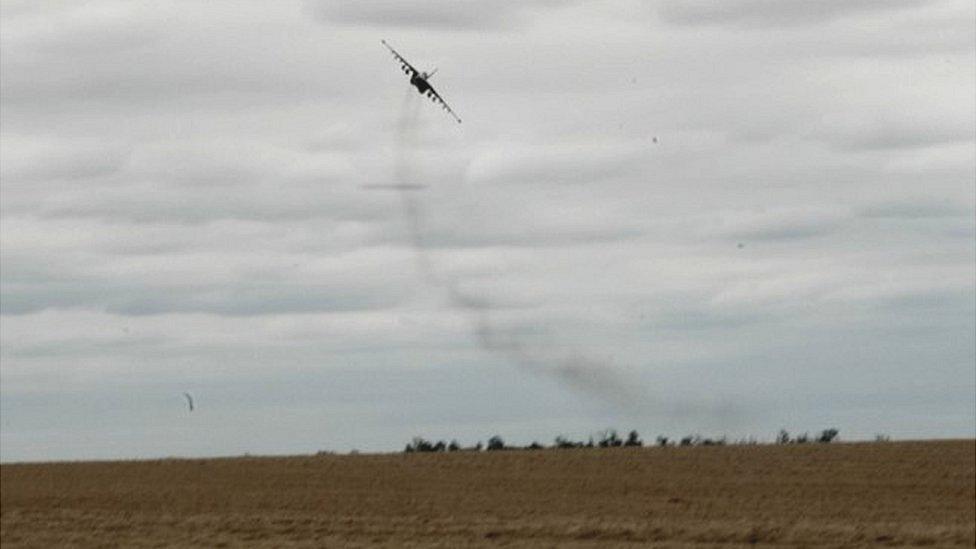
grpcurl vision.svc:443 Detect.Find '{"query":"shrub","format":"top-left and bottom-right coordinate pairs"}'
top-left (554, 436), bottom-right (581, 449)
top-left (817, 428), bottom-right (839, 443)
top-left (598, 429), bottom-right (623, 448)
top-left (486, 435), bottom-right (506, 451)
top-left (404, 437), bottom-right (445, 453)
top-left (624, 430), bottom-right (642, 447)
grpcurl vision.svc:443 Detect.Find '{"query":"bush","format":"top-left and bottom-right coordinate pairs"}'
top-left (554, 436), bottom-right (581, 449)
top-left (404, 437), bottom-right (447, 453)
top-left (624, 430), bottom-right (642, 447)
top-left (405, 437), bottom-right (431, 452)
top-left (817, 428), bottom-right (839, 443)
top-left (598, 429), bottom-right (623, 448)
top-left (486, 435), bottom-right (506, 451)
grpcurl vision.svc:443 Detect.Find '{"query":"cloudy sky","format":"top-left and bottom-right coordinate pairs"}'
top-left (1, 0), bottom-right (973, 461)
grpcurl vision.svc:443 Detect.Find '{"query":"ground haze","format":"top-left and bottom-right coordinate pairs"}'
top-left (2, 440), bottom-right (973, 547)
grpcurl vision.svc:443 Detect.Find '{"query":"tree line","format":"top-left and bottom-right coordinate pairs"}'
top-left (403, 428), bottom-right (841, 453)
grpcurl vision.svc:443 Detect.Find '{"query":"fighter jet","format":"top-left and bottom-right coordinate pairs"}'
top-left (382, 40), bottom-right (461, 124)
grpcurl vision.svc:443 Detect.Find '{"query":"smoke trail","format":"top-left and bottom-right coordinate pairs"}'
top-left (388, 93), bottom-right (647, 415)
top-left (383, 91), bottom-right (749, 429)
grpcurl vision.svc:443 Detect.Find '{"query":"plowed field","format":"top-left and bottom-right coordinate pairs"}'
top-left (2, 440), bottom-right (973, 547)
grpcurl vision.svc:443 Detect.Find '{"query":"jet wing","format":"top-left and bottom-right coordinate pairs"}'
top-left (382, 40), bottom-right (418, 76)
top-left (424, 84), bottom-right (462, 124)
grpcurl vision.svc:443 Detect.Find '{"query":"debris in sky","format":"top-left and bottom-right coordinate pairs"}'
top-left (183, 392), bottom-right (194, 412)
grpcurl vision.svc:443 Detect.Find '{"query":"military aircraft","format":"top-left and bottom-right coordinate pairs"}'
top-left (382, 40), bottom-right (461, 124)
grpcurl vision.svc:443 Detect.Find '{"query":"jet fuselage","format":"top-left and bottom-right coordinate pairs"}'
top-left (410, 74), bottom-right (432, 94)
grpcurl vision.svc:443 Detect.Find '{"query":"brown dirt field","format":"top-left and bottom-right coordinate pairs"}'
top-left (1, 440), bottom-right (973, 548)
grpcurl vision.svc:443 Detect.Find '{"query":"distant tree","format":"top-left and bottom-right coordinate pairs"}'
top-left (794, 433), bottom-right (809, 444)
top-left (526, 441), bottom-right (544, 450)
top-left (624, 430), bottom-right (642, 447)
top-left (585, 437), bottom-right (595, 448)
top-left (432, 440), bottom-right (446, 452)
top-left (679, 436), bottom-right (694, 446)
top-left (656, 436), bottom-right (669, 447)
top-left (486, 435), bottom-right (506, 451)
top-left (474, 441), bottom-right (483, 451)
top-left (817, 428), bottom-right (839, 443)
top-left (448, 440), bottom-right (461, 452)
top-left (874, 434), bottom-right (890, 443)
top-left (405, 437), bottom-right (440, 453)
top-left (777, 429), bottom-right (791, 444)
top-left (598, 429), bottom-right (623, 448)
top-left (554, 436), bottom-right (577, 449)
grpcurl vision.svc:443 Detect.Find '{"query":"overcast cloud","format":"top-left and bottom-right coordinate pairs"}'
top-left (1, 0), bottom-right (973, 461)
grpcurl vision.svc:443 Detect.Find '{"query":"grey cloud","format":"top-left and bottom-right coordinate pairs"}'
top-left (659, 0), bottom-right (930, 27)
top-left (411, 200), bottom-right (646, 249)
top-left (466, 140), bottom-right (651, 187)
top-left (858, 199), bottom-right (971, 220)
top-left (127, 141), bottom-right (356, 188)
top-left (13, 140), bottom-right (382, 225)
top-left (0, 1), bottom-right (167, 57)
top-left (310, 0), bottom-right (571, 30)
top-left (0, 264), bottom-right (407, 317)
top-left (36, 180), bottom-right (386, 225)
top-left (703, 208), bottom-right (849, 242)
top-left (806, 112), bottom-right (974, 152)
top-left (2, 4), bottom-right (360, 109)
top-left (0, 137), bottom-right (130, 183)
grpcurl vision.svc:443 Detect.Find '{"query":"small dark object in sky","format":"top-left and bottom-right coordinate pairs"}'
top-left (737, 242), bottom-right (745, 249)
top-left (652, 136), bottom-right (658, 143)
top-left (382, 40), bottom-right (461, 124)
top-left (183, 392), bottom-right (194, 412)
